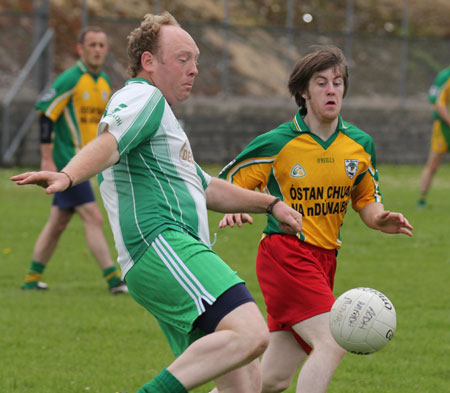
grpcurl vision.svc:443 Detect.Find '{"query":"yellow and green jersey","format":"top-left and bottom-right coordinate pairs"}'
top-left (434, 73), bottom-right (450, 145)
top-left (219, 110), bottom-right (382, 250)
top-left (428, 66), bottom-right (450, 121)
top-left (35, 60), bottom-right (111, 170)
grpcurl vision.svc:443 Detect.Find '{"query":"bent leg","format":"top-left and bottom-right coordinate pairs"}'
top-left (168, 301), bottom-right (269, 390)
top-left (261, 331), bottom-right (308, 393)
top-left (292, 313), bottom-right (346, 393)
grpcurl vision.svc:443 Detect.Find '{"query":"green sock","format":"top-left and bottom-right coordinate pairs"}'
top-left (137, 369), bottom-right (188, 393)
top-left (22, 261), bottom-right (46, 288)
top-left (102, 266), bottom-right (121, 288)
top-left (417, 195), bottom-right (427, 206)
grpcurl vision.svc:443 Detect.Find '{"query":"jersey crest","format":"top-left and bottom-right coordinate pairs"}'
top-left (290, 163), bottom-right (306, 178)
top-left (180, 140), bottom-right (194, 166)
top-left (345, 159), bottom-right (359, 179)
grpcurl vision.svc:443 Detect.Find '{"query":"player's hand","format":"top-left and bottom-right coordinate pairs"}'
top-left (375, 210), bottom-right (413, 237)
top-left (10, 171), bottom-right (70, 194)
top-left (272, 201), bottom-right (303, 235)
top-left (219, 213), bottom-right (253, 228)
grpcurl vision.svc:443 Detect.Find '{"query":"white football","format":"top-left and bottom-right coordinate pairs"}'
top-left (329, 287), bottom-right (396, 355)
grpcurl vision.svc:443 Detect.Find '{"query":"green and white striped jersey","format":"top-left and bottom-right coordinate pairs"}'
top-left (97, 78), bottom-right (211, 276)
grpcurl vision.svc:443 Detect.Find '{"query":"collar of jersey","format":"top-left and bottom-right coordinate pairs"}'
top-left (292, 109), bottom-right (345, 134)
top-left (125, 78), bottom-right (154, 86)
top-left (76, 60), bottom-right (101, 79)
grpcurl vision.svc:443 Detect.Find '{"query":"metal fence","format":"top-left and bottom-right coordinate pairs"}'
top-left (1, 0), bottom-right (449, 164)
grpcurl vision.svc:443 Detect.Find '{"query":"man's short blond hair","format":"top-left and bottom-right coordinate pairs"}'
top-left (127, 12), bottom-right (180, 77)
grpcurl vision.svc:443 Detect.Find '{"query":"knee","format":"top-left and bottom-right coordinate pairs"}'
top-left (51, 219), bottom-right (70, 235)
top-left (237, 323), bottom-right (270, 362)
top-left (262, 375), bottom-right (291, 393)
top-left (250, 325), bottom-right (270, 358)
top-left (318, 336), bottom-right (347, 361)
top-left (85, 209), bottom-right (104, 227)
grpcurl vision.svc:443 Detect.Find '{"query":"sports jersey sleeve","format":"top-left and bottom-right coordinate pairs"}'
top-left (436, 79), bottom-right (450, 110)
top-left (98, 84), bottom-right (165, 159)
top-left (350, 140), bottom-right (382, 212)
top-left (35, 67), bottom-right (79, 122)
top-left (219, 130), bottom-right (285, 191)
top-left (195, 163), bottom-right (212, 190)
top-left (428, 68), bottom-right (450, 105)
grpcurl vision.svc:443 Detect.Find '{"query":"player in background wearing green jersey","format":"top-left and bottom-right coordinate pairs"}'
top-left (418, 66), bottom-right (450, 207)
top-left (217, 46), bottom-right (413, 393)
top-left (11, 13), bottom-right (303, 393)
top-left (21, 26), bottom-right (128, 294)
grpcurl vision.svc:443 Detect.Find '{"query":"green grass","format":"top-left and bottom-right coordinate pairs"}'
top-left (1, 164), bottom-right (449, 393)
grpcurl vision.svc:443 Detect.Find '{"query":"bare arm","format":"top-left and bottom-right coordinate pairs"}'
top-left (40, 143), bottom-right (57, 172)
top-left (435, 103), bottom-right (450, 127)
top-left (206, 177), bottom-right (302, 235)
top-left (358, 202), bottom-right (413, 237)
top-left (11, 131), bottom-right (119, 194)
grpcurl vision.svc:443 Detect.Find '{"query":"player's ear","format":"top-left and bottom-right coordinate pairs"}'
top-left (301, 89), bottom-right (310, 100)
top-left (76, 43), bottom-right (83, 57)
top-left (141, 51), bottom-right (155, 73)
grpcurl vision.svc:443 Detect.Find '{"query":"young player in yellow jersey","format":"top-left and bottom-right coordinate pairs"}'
top-left (218, 46), bottom-right (413, 393)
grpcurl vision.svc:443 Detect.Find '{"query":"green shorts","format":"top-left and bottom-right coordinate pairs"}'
top-left (125, 229), bottom-right (244, 356)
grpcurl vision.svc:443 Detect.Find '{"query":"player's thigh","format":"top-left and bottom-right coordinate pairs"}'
top-left (47, 205), bottom-right (73, 228)
top-left (75, 201), bottom-right (103, 223)
top-left (292, 312), bottom-right (335, 348)
top-left (261, 330), bottom-right (307, 383)
top-left (215, 301), bottom-right (267, 338)
top-left (425, 150), bottom-right (445, 172)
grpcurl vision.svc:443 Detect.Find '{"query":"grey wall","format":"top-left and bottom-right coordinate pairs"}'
top-left (175, 98), bottom-right (433, 166)
top-left (11, 98), bottom-right (433, 167)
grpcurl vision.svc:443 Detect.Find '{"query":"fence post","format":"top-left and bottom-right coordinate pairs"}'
top-left (399, 0), bottom-right (409, 104)
top-left (285, 0), bottom-right (295, 72)
top-left (154, 0), bottom-right (161, 14)
top-left (221, 0), bottom-right (230, 99)
top-left (32, 0), bottom-right (50, 92)
top-left (81, 0), bottom-right (89, 28)
top-left (345, 0), bottom-right (354, 65)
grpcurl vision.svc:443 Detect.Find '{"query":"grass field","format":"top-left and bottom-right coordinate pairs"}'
top-left (1, 164), bottom-right (449, 393)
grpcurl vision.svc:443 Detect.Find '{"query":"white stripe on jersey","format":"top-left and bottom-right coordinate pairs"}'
top-left (125, 155), bottom-right (150, 246)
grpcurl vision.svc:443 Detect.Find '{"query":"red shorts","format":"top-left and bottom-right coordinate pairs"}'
top-left (256, 234), bottom-right (337, 354)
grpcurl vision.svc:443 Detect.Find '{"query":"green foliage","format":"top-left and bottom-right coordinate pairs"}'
top-left (1, 164), bottom-right (449, 393)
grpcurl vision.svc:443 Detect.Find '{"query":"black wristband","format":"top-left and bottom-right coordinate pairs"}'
top-left (60, 171), bottom-right (74, 191)
top-left (39, 115), bottom-right (53, 143)
top-left (266, 197), bottom-right (281, 215)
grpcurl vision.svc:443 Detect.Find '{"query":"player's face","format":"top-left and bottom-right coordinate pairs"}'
top-left (149, 25), bottom-right (199, 105)
top-left (78, 31), bottom-right (109, 73)
top-left (303, 67), bottom-right (344, 123)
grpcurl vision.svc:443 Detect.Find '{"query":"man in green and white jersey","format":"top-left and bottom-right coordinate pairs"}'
top-left (12, 12), bottom-right (303, 393)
